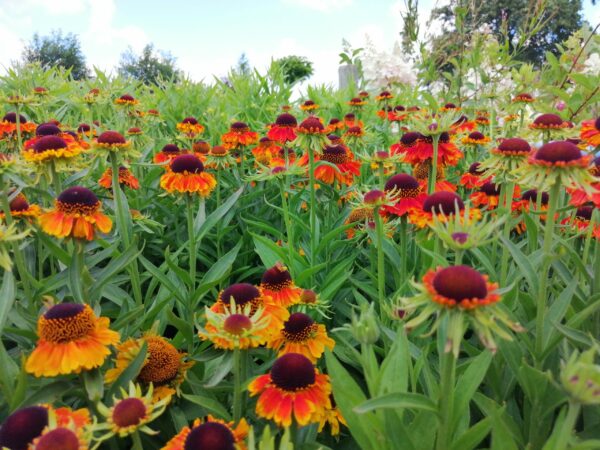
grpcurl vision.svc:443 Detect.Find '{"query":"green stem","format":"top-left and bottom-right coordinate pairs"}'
top-left (399, 218), bottom-right (408, 287)
top-left (15, 103), bottom-right (22, 151)
top-left (378, 163), bottom-right (385, 189)
top-left (500, 181), bottom-right (515, 284)
top-left (308, 148), bottom-right (317, 278)
top-left (279, 179), bottom-right (295, 274)
top-left (374, 206), bottom-right (385, 305)
top-left (216, 170), bottom-right (222, 260)
top-left (535, 182), bottom-right (561, 364)
top-left (0, 176), bottom-right (33, 302)
top-left (594, 239), bottom-right (600, 296)
top-left (553, 401), bottom-right (581, 450)
top-left (49, 160), bottom-right (62, 196)
top-left (186, 193), bottom-right (197, 292)
top-left (131, 430), bottom-right (143, 450)
top-left (436, 350), bottom-right (457, 450)
top-left (232, 347), bottom-right (243, 423)
top-left (428, 135), bottom-right (440, 195)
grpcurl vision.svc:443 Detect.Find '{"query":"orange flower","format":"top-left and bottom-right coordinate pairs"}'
top-left (408, 191), bottom-right (480, 228)
top-left (76, 123), bottom-right (96, 138)
top-left (561, 205), bottom-right (600, 239)
top-left (326, 118), bottom-right (345, 133)
top-left (375, 90), bottom-right (393, 101)
top-left (345, 207), bottom-right (375, 239)
top-left (461, 131), bottom-right (491, 146)
top-left (161, 416), bottom-right (249, 450)
top-left (222, 121), bottom-right (259, 148)
top-left (115, 94), bottom-right (138, 105)
top-left (300, 100), bottom-right (319, 111)
top-left (422, 265), bottom-right (500, 309)
top-left (312, 144), bottom-right (361, 186)
top-left (381, 173), bottom-right (426, 217)
top-left (348, 97), bottom-right (367, 107)
top-left (99, 166), bottom-right (139, 190)
top-left (22, 134), bottom-right (82, 163)
top-left (260, 263), bottom-right (302, 307)
top-left (459, 162), bottom-right (490, 189)
top-left (469, 181), bottom-right (515, 210)
top-left (160, 154), bottom-right (216, 196)
top-left (343, 113), bottom-right (363, 129)
top-left (154, 143), bottom-right (182, 164)
top-left (249, 353), bottom-right (331, 427)
top-left (211, 283), bottom-right (289, 335)
top-left (580, 117), bottom-right (600, 147)
top-left (450, 115), bottom-right (476, 134)
top-left (268, 313), bottom-right (335, 362)
top-left (268, 113), bottom-right (298, 143)
top-left (512, 92), bottom-right (535, 103)
top-left (0, 191), bottom-right (41, 221)
top-left (39, 186), bottom-right (112, 240)
top-left (25, 303), bottom-right (119, 377)
top-left (176, 116), bottom-right (205, 136)
top-left (0, 112), bottom-right (36, 136)
top-left (402, 132), bottom-right (463, 167)
top-left (252, 137), bottom-right (281, 165)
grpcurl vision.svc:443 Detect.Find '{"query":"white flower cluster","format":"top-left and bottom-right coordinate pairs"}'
top-left (583, 52), bottom-right (600, 76)
top-left (360, 35), bottom-right (417, 89)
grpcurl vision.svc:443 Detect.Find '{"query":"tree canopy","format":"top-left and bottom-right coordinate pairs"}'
top-left (274, 55), bottom-right (314, 84)
top-left (22, 30), bottom-right (89, 80)
top-left (118, 44), bottom-right (181, 85)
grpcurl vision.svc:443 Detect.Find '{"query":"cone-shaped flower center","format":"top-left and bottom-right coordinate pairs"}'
top-left (595, 117), bottom-right (600, 131)
top-left (394, 105), bottom-right (405, 112)
top-left (223, 314), bottom-right (253, 336)
top-left (497, 137), bottom-right (530, 153)
top-left (480, 181), bottom-right (501, 196)
top-left (182, 117), bottom-right (198, 125)
top-left (282, 313), bottom-right (315, 342)
top-left (35, 428), bottom-right (79, 450)
top-left (533, 113), bottom-right (563, 126)
top-left (535, 141), bottom-right (582, 163)
top-left (112, 398), bottom-right (146, 428)
top-left (444, 102), bottom-right (457, 109)
top-left (468, 131), bottom-right (485, 140)
top-left (0, 406), bottom-right (48, 450)
top-left (220, 283), bottom-right (261, 307)
top-left (423, 192), bottom-right (464, 214)
top-left (77, 123), bottom-right (91, 133)
top-left (346, 126), bottom-right (363, 135)
top-left (344, 113), bottom-right (356, 121)
top-left (576, 205), bottom-right (594, 221)
top-left (119, 94), bottom-right (135, 102)
top-left (184, 422), bottom-right (235, 450)
top-left (170, 154), bottom-right (204, 174)
top-left (275, 113), bottom-right (297, 127)
top-left (40, 304), bottom-right (95, 343)
top-left (348, 207), bottom-right (373, 222)
top-left (261, 264), bottom-right (292, 290)
top-left (322, 145), bottom-right (348, 164)
top-left (521, 189), bottom-right (549, 205)
top-left (385, 174), bottom-right (420, 199)
top-left (300, 289), bottom-right (317, 304)
top-left (137, 336), bottom-right (180, 384)
top-left (2, 112), bottom-right (27, 123)
top-left (400, 131), bottom-right (422, 147)
top-left (303, 100), bottom-right (315, 106)
top-left (33, 136), bottom-right (68, 153)
top-left (97, 131), bottom-right (126, 145)
top-left (364, 189), bottom-right (385, 204)
top-left (271, 353), bottom-right (316, 391)
top-left (299, 117), bottom-right (324, 132)
top-left (230, 121), bottom-right (249, 132)
top-left (193, 141), bottom-right (210, 154)
top-left (36, 123), bottom-right (62, 136)
top-left (433, 266), bottom-right (488, 301)
top-left (10, 194), bottom-right (29, 212)
top-left (468, 162), bottom-right (483, 175)
top-left (515, 92), bottom-right (533, 100)
top-left (210, 145), bottom-right (227, 156)
top-left (162, 144), bottom-right (180, 154)
top-left (451, 232), bottom-right (469, 244)
top-left (57, 186), bottom-right (99, 208)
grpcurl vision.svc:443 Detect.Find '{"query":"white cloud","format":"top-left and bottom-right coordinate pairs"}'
top-left (281, 0), bottom-right (352, 13)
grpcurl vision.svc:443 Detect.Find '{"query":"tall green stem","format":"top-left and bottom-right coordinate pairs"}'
top-left (131, 431), bottom-right (143, 450)
top-left (436, 350), bottom-right (457, 450)
top-left (308, 148), bottom-right (317, 276)
top-left (186, 194), bottom-right (197, 292)
top-left (49, 160), bottom-right (62, 196)
top-left (374, 206), bottom-right (385, 305)
top-left (535, 182), bottom-right (561, 364)
top-left (500, 181), bottom-right (515, 284)
top-left (593, 240), bottom-right (600, 296)
top-left (279, 179), bottom-right (294, 273)
top-left (428, 135), bottom-right (440, 195)
top-left (14, 103), bottom-right (23, 151)
top-left (232, 347), bottom-right (243, 423)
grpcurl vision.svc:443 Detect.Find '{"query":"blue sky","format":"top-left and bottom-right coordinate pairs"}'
top-left (0, 0), bottom-right (598, 87)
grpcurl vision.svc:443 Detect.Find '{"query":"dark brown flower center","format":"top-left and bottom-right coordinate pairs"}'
top-left (271, 353), bottom-right (315, 391)
top-left (230, 121), bottom-right (248, 132)
top-left (34, 428), bottom-right (79, 450)
top-left (57, 186), bottom-right (99, 207)
top-left (2, 112), bottom-right (27, 123)
top-left (40, 304), bottom-right (95, 343)
top-left (595, 117), bottom-right (600, 131)
top-left (184, 422), bottom-right (235, 450)
top-left (162, 144), bottom-right (180, 154)
top-left (261, 265), bottom-right (292, 290)
top-left (423, 192), bottom-right (464, 215)
top-left (282, 313), bottom-right (315, 342)
top-left (119, 94), bottom-right (135, 102)
top-left (223, 314), bottom-right (253, 335)
top-left (479, 181), bottom-right (500, 196)
top-left (385, 174), bottom-right (420, 198)
top-left (33, 136), bottom-right (68, 153)
top-left (220, 283), bottom-right (260, 307)
top-left (275, 113), bottom-right (297, 127)
top-left (0, 406), bottom-right (48, 450)
top-left (344, 113), bottom-right (356, 121)
top-left (182, 117), bottom-right (198, 125)
top-left (433, 265), bottom-right (488, 301)
top-left (400, 132), bottom-right (422, 147)
top-left (112, 398), bottom-right (146, 428)
top-left (77, 123), bottom-right (91, 133)
top-left (535, 141), bottom-right (582, 163)
top-left (575, 205), bottom-right (594, 221)
top-left (444, 103), bottom-right (457, 109)
top-left (346, 126), bottom-right (362, 135)
top-left (170, 154), bottom-right (204, 173)
top-left (303, 100), bottom-right (315, 106)
top-left (299, 117), bottom-right (324, 132)
top-left (97, 131), bottom-right (126, 145)
top-left (36, 123), bottom-right (62, 136)
top-left (468, 131), bottom-right (485, 140)
top-left (322, 145), bottom-right (348, 164)
top-left (533, 113), bottom-right (563, 126)
top-left (521, 189), bottom-right (549, 205)
top-left (497, 138), bottom-right (530, 153)
top-left (9, 194), bottom-right (29, 212)
top-left (468, 162), bottom-right (483, 175)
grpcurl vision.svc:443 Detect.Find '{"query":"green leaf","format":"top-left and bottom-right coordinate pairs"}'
top-left (182, 393), bottom-right (232, 420)
top-left (82, 368), bottom-right (104, 402)
top-left (68, 245), bottom-right (85, 303)
top-left (354, 392), bottom-right (438, 414)
top-left (452, 351), bottom-right (493, 431)
top-left (252, 234), bottom-right (286, 268)
top-left (193, 240), bottom-right (242, 303)
top-left (107, 342), bottom-right (147, 399)
top-left (0, 271), bottom-right (15, 333)
top-left (90, 242), bottom-right (142, 297)
top-left (450, 417), bottom-right (493, 450)
top-left (197, 186), bottom-right (244, 239)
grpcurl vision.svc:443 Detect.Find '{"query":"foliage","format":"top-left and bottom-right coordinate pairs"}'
top-left (118, 44), bottom-right (181, 85)
top-left (22, 30), bottom-right (89, 80)
top-left (273, 55), bottom-right (314, 84)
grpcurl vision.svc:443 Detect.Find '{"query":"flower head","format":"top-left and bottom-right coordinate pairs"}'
top-left (0, 406), bottom-right (49, 450)
top-left (22, 135), bottom-right (83, 164)
top-left (177, 117), bottom-right (205, 136)
top-left (98, 166), bottom-right (139, 190)
top-left (222, 121), bottom-right (259, 148)
top-left (560, 346), bottom-right (600, 405)
top-left (25, 303), bottom-right (119, 377)
top-left (160, 154), bottom-right (217, 196)
top-left (530, 113), bottom-right (569, 130)
top-left (154, 143), bottom-right (182, 164)
top-left (268, 312), bottom-right (334, 362)
top-left (260, 263), bottom-right (302, 307)
top-left (580, 117), bottom-right (600, 147)
top-left (512, 92), bottom-right (535, 103)
top-left (249, 353), bottom-right (331, 427)
top-left (39, 186), bottom-right (112, 240)
top-left (161, 416), bottom-right (249, 450)
top-left (268, 113), bottom-right (298, 143)
top-left (115, 94), bottom-right (138, 106)
top-left (295, 117), bottom-right (329, 153)
top-left (300, 100), bottom-right (319, 111)
top-left (382, 173), bottom-right (426, 217)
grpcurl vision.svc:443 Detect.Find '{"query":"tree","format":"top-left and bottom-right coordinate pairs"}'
top-left (274, 56), bottom-right (314, 84)
top-left (430, 0), bottom-right (583, 66)
top-left (22, 30), bottom-right (89, 80)
top-left (236, 53), bottom-right (251, 76)
top-left (118, 44), bottom-right (181, 85)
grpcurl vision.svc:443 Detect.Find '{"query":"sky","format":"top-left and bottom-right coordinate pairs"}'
top-left (0, 0), bottom-right (598, 87)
